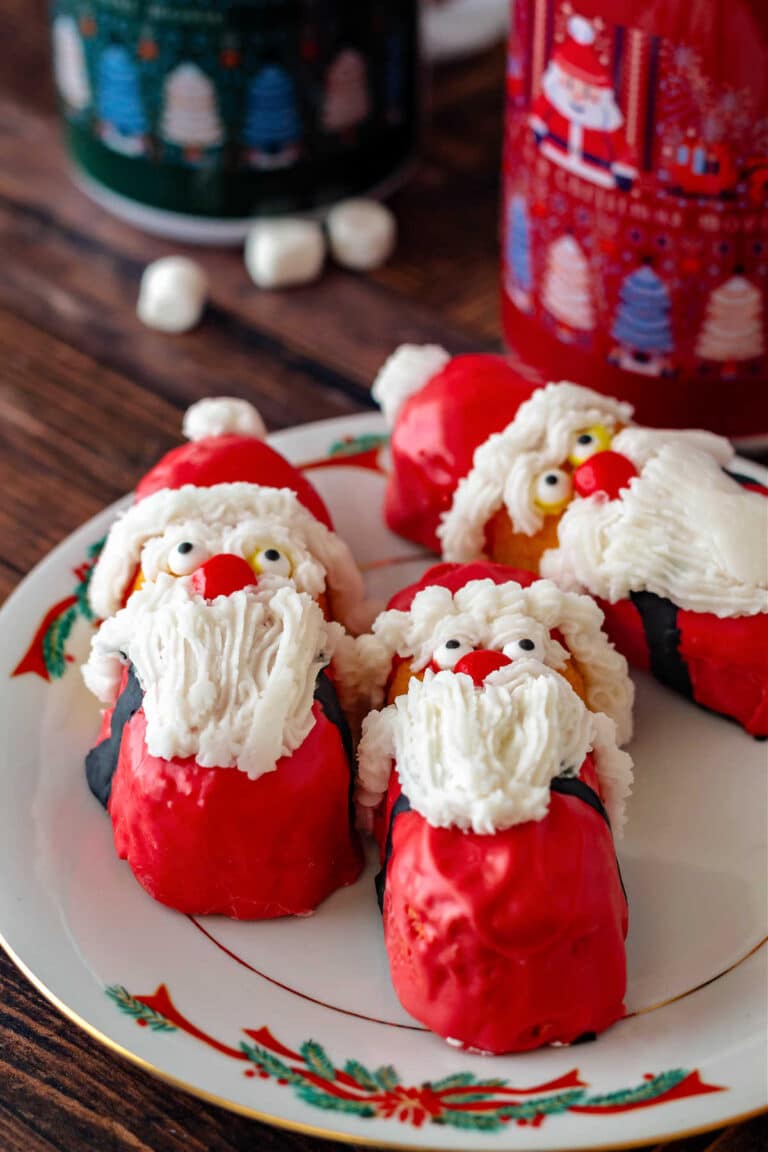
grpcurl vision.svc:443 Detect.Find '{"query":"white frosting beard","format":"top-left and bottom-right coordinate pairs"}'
top-left (542, 439), bottom-right (768, 617)
top-left (356, 660), bottom-right (632, 836)
top-left (339, 577), bottom-right (634, 748)
top-left (83, 575), bottom-right (335, 779)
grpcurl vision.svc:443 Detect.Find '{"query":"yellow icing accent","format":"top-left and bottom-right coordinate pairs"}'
top-left (568, 424), bottom-right (612, 466)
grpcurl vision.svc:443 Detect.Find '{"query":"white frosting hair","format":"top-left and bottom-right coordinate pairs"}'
top-left (435, 380), bottom-right (765, 619)
top-left (439, 382), bottom-right (633, 559)
top-left (88, 482), bottom-right (368, 633)
top-left (340, 577), bottom-right (633, 746)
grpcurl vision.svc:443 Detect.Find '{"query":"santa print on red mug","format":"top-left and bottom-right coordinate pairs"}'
top-left (502, 1), bottom-right (768, 437)
top-left (342, 561), bottom-right (634, 1054)
top-left (372, 346), bottom-right (768, 738)
top-left (529, 14), bottom-right (637, 191)
top-left (81, 398), bottom-right (367, 920)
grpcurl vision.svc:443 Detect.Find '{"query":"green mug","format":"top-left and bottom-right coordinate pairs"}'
top-left (51, 0), bottom-right (418, 242)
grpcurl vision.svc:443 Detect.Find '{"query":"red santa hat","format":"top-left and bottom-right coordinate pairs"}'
top-left (372, 345), bottom-right (539, 551)
top-left (551, 16), bottom-right (611, 89)
top-left (88, 397), bottom-right (367, 631)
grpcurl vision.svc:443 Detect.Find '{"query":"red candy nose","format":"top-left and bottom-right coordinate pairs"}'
top-left (189, 555), bottom-right (257, 600)
top-left (572, 451), bottom-right (638, 500)
top-left (454, 650), bottom-right (512, 686)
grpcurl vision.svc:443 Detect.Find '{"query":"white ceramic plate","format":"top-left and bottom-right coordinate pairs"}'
top-left (1, 413), bottom-right (766, 1151)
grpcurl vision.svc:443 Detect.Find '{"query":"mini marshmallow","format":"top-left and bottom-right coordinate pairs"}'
top-left (137, 256), bottom-right (208, 333)
top-left (245, 219), bottom-right (325, 289)
top-left (326, 199), bottom-right (397, 271)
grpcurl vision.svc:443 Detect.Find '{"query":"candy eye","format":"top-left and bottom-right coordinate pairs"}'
top-left (252, 546), bottom-right (292, 577)
top-left (433, 638), bottom-right (474, 670)
top-left (568, 425), bottom-right (612, 466)
top-left (503, 637), bottom-right (537, 660)
top-left (167, 541), bottom-right (210, 576)
top-left (534, 468), bottom-right (573, 513)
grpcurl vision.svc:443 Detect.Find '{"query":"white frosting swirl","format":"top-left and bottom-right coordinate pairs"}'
top-left (83, 576), bottom-right (335, 779)
top-left (541, 443), bottom-right (768, 617)
top-left (357, 661), bottom-right (632, 835)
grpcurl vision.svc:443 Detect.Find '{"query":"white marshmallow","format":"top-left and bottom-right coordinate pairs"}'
top-left (326, 198), bottom-right (397, 271)
top-left (137, 256), bottom-right (208, 333)
top-left (244, 219), bottom-right (325, 289)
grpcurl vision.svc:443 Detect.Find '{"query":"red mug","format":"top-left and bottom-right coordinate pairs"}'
top-left (501, 0), bottom-right (768, 442)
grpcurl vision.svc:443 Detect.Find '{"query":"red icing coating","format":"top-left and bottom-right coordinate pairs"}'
top-left (454, 649), bottom-right (512, 685)
top-left (135, 435), bottom-right (334, 529)
top-left (378, 761), bottom-right (627, 1053)
top-left (572, 452), bottom-right (638, 500)
top-left (678, 609), bottom-right (768, 738)
top-left (597, 598), bottom-right (651, 672)
top-left (386, 561), bottom-right (539, 612)
top-left (385, 357), bottom-right (536, 551)
top-left (107, 702), bottom-right (363, 918)
top-left (598, 597), bottom-right (768, 736)
top-left (189, 554), bottom-right (257, 600)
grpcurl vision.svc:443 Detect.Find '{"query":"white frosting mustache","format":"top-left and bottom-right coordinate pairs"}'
top-left (541, 440), bottom-right (768, 617)
top-left (356, 660), bottom-right (627, 835)
top-left (83, 574), bottom-right (334, 779)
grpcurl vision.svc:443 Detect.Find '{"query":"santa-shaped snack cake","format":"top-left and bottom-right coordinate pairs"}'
top-left (82, 398), bottom-right (365, 918)
top-left (351, 562), bottom-right (633, 1054)
top-left (373, 348), bottom-right (768, 736)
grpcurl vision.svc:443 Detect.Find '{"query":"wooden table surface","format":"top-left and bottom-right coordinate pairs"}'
top-left (0, 5), bottom-right (766, 1151)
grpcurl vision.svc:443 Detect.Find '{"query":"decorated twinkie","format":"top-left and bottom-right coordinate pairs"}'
top-left (373, 347), bottom-right (768, 736)
top-left (81, 397), bottom-right (367, 918)
top-left (347, 561), bottom-right (633, 1054)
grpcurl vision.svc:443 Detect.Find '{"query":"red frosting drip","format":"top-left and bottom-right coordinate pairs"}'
top-left (107, 703), bottom-right (363, 918)
top-left (135, 435), bottom-right (334, 530)
top-left (378, 763), bottom-right (627, 1054)
top-left (385, 357), bottom-right (536, 551)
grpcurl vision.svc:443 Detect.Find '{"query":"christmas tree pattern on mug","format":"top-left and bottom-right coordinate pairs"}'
top-left (322, 48), bottom-right (370, 138)
top-left (542, 235), bottom-right (595, 343)
top-left (242, 65), bottom-right (301, 170)
top-left (696, 274), bottom-right (765, 378)
top-left (609, 265), bottom-right (675, 378)
top-left (52, 14), bottom-right (91, 117)
top-left (160, 62), bottom-right (224, 164)
top-left (505, 194), bottom-right (533, 313)
top-left (529, 16), bottom-right (637, 191)
top-left (96, 43), bottom-right (147, 156)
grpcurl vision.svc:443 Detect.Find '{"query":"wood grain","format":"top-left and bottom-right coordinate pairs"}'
top-left (0, 7), bottom-right (765, 1152)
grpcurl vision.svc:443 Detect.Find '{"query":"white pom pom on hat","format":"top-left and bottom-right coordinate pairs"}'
top-left (568, 15), bottom-right (595, 45)
top-left (372, 344), bottom-right (450, 426)
top-left (182, 396), bottom-right (268, 442)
